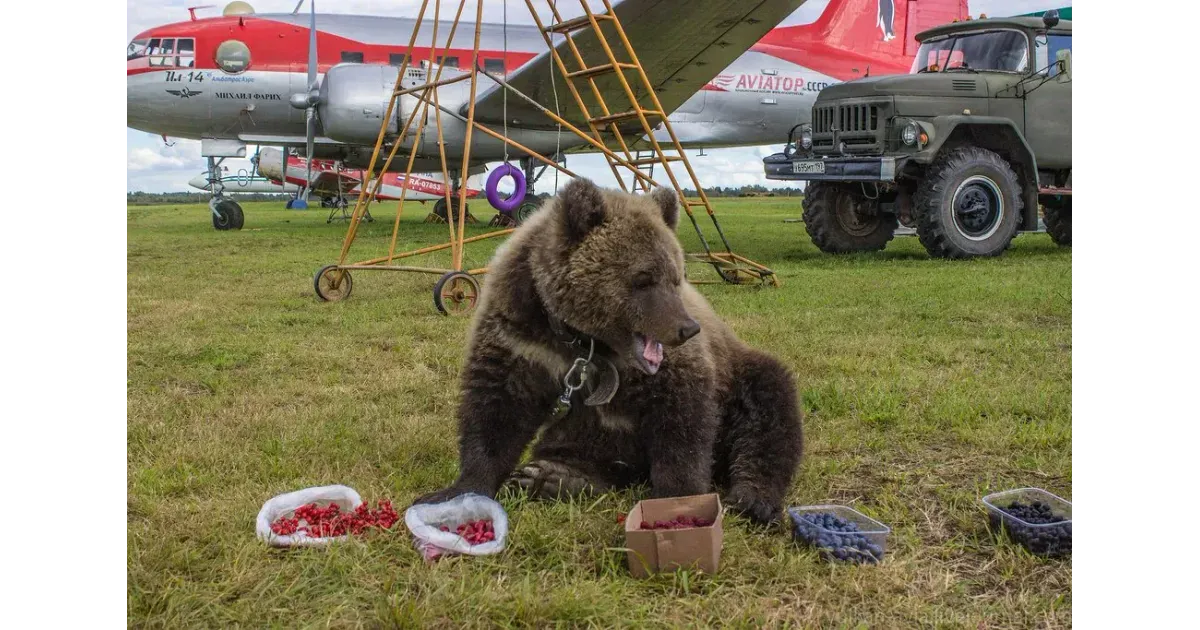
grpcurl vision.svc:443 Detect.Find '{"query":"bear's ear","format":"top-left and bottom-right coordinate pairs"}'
top-left (650, 186), bottom-right (680, 230)
top-left (559, 178), bottom-right (608, 243)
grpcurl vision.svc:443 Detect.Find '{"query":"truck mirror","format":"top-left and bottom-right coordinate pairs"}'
top-left (1055, 49), bottom-right (1071, 82)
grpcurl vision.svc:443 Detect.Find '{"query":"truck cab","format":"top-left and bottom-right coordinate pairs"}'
top-left (764, 12), bottom-right (1072, 258)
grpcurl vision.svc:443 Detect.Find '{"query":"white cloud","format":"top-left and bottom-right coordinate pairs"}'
top-left (127, 147), bottom-right (190, 171)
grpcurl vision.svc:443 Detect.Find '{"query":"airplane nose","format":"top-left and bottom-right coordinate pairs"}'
top-left (188, 175), bottom-right (210, 191)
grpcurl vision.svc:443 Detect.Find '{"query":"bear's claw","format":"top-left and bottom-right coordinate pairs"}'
top-left (726, 490), bottom-right (782, 527)
top-left (506, 460), bottom-right (607, 500)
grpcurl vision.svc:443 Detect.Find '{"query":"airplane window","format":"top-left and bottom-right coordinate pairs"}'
top-left (389, 53), bottom-right (409, 67)
top-left (216, 40), bottom-right (251, 74)
top-left (154, 39), bottom-right (176, 67)
top-left (484, 58), bottom-right (505, 74)
top-left (341, 51), bottom-right (365, 63)
top-left (127, 38), bottom-right (150, 60)
top-left (177, 38), bottom-right (195, 68)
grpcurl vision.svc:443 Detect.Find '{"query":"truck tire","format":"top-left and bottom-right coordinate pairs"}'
top-left (801, 183), bottom-right (897, 253)
top-left (1042, 197), bottom-right (1071, 246)
top-left (913, 147), bottom-right (1022, 258)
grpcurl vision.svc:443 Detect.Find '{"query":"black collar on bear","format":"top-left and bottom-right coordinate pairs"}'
top-left (545, 315), bottom-right (620, 413)
top-left (546, 315), bottom-right (589, 351)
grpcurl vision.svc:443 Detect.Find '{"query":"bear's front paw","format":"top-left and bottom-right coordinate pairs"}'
top-left (726, 490), bottom-right (782, 527)
top-left (506, 459), bottom-right (604, 499)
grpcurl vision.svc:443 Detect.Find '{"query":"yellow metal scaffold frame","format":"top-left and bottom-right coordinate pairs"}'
top-left (313, 0), bottom-right (779, 315)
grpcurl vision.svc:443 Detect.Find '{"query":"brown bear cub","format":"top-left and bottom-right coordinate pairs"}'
top-left (413, 179), bottom-right (803, 524)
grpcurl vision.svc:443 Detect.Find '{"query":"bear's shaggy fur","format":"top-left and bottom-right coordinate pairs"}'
top-left (413, 179), bottom-right (804, 524)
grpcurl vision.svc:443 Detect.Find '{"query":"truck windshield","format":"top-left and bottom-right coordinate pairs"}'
top-left (911, 30), bottom-right (1029, 74)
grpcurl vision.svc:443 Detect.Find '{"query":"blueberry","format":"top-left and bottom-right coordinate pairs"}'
top-left (992, 502), bottom-right (1071, 556)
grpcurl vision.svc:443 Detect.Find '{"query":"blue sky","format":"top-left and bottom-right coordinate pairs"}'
top-left (126, 0), bottom-right (1069, 193)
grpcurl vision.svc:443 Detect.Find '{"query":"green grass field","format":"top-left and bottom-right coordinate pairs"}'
top-left (128, 198), bottom-right (1071, 628)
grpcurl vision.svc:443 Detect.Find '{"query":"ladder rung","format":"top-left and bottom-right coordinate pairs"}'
top-left (686, 200), bottom-right (709, 206)
top-left (566, 62), bottom-right (637, 81)
top-left (589, 109), bottom-right (662, 126)
top-left (544, 14), bottom-right (612, 34)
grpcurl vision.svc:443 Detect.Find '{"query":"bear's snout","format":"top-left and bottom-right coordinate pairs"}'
top-left (677, 319), bottom-right (701, 344)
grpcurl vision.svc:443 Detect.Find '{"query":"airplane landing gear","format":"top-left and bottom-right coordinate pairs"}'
top-left (212, 198), bottom-right (244, 230)
top-left (429, 174), bottom-right (477, 224)
top-left (206, 156), bottom-right (243, 231)
top-left (510, 157), bottom-right (554, 226)
top-left (326, 197), bottom-right (371, 223)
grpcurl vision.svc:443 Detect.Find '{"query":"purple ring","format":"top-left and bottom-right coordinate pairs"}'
top-left (485, 163), bottom-right (526, 213)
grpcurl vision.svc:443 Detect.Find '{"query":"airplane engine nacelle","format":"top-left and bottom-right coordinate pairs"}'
top-left (317, 64), bottom-right (404, 144)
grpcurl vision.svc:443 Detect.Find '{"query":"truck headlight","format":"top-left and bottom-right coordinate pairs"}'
top-left (800, 126), bottom-right (813, 150)
top-left (902, 121), bottom-right (919, 146)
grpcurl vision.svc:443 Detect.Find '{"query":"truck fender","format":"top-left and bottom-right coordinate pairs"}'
top-left (925, 116), bottom-right (1040, 231)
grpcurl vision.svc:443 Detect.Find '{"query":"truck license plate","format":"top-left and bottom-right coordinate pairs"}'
top-left (792, 160), bottom-right (825, 175)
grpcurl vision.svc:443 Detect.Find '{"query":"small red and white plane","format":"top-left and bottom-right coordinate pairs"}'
top-left (128, 0), bottom-right (968, 228)
top-left (253, 146), bottom-right (483, 219)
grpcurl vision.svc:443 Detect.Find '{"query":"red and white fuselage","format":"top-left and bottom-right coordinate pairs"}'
top-left (253, 147), bottom-right (482, 201)
top-left (127, 1), bottom-right (968, 156)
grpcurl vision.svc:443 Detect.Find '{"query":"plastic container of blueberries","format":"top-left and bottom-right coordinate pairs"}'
top-left (788, 505), bottom-right (891, 562)
top-left (981, 487), bottom-right (1072, 557)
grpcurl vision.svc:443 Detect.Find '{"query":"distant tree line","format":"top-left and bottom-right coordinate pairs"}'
top-left (128, 184), bottom-right (803, 206)
top-left (680, 184), bottom-right (806, 198)
top-left (127, 191), bottom-right (291, 206)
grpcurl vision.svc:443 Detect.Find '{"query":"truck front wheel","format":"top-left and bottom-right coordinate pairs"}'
top-left (801, 183), bottom-right (898, 253)
top-left (1042, 197), bottom-right (1071, 246)
top-left (913, 147), bottom-right (1022, 258)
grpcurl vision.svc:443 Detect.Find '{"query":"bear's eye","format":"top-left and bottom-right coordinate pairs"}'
top-left (632, 272), bottom-right (655, 290)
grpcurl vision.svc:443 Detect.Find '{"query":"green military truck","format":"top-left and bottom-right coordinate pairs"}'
top-left (763, 12), bottom-right (1071, 258)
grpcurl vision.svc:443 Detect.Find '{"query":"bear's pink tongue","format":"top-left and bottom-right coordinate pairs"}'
top-left (642, 335), bottom-right (663, 368)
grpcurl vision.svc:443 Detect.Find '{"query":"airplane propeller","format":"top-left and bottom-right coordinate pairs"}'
top-left (288, 0), bottom-right (320, 207)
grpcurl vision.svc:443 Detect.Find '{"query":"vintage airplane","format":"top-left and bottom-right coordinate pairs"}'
top-left (252, 147), bottom-right (483, 221)
top-left (187, 167), bottom-right (300, 195)
top-left (127, 0), bottom-right (968, 229)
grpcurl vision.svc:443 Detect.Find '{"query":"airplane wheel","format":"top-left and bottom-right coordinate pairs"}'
top-left (314, 265), bottom-right (353, 302)
top-left (434, 198), bottom-right (473, 222)
top-left (514, 201), bottom-right (540, 226)
top-left (285, 199), bottom-right (294, 210)
top-left (212, 199), bottom-right (244, 231)
top-left (432, 272), bottom-right (480, 316)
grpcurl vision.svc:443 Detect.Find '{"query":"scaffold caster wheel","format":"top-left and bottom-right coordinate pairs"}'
top-left (314, 265), bottom-right (353, 302)
top-left (433, 271), bottom-right (480, 316)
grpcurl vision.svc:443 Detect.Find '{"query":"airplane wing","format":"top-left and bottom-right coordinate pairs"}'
top-left (307, 169), bottom-right (363, 196)
top-left (468, 0), bottom-right (807, 136)
top-left (238, 133), bottom-right (344, 147)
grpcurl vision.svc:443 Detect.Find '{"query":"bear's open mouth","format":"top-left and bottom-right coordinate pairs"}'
top-left (633, 333), bottom-right (664, 375)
